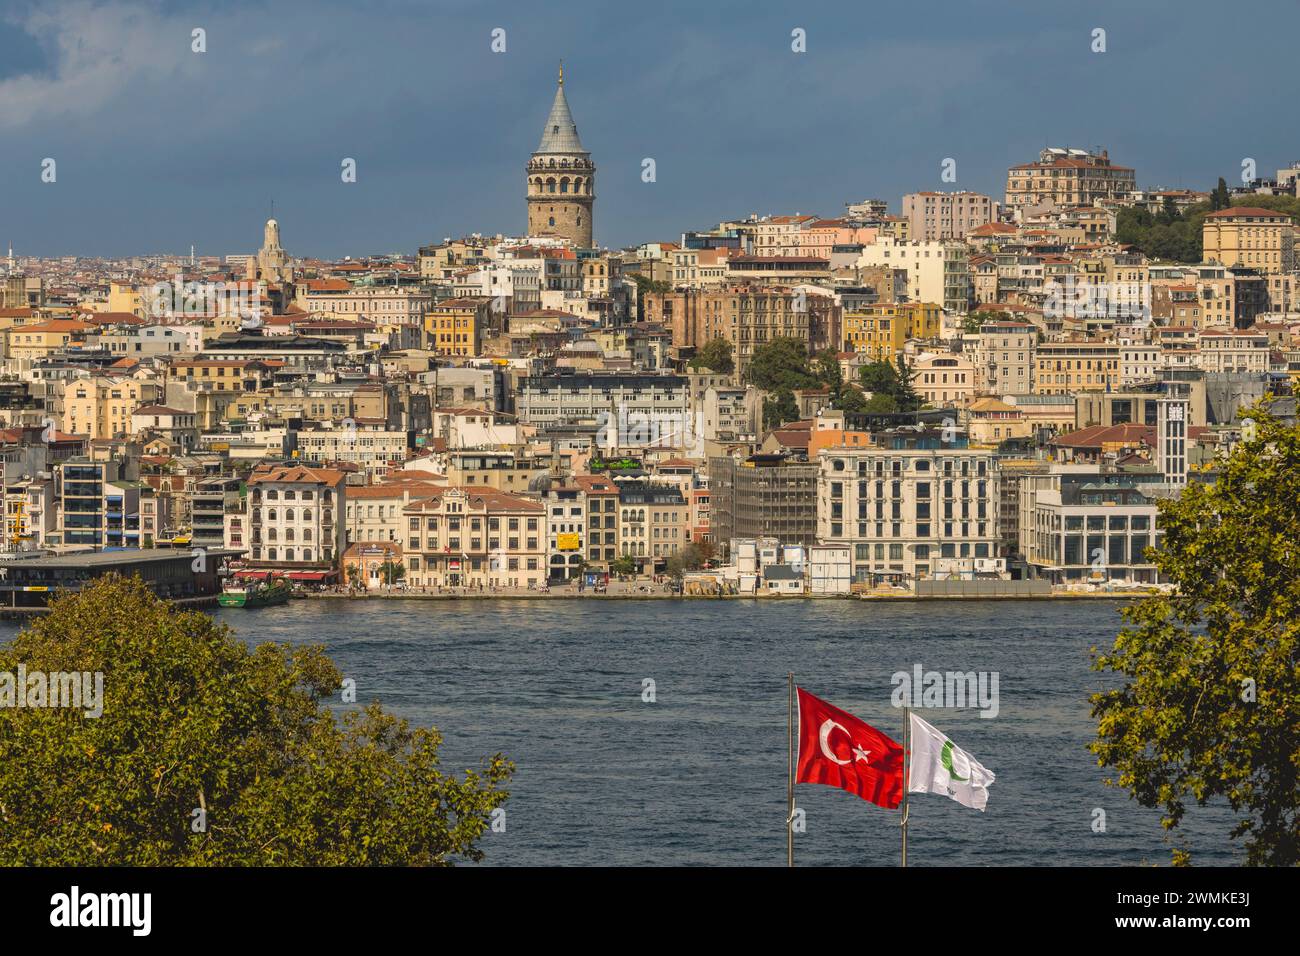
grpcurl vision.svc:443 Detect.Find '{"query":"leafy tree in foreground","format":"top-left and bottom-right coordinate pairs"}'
top-left (1090, 406), bottom-right (1300, 865)
top-left (0, 575), bottom-right (512, 865)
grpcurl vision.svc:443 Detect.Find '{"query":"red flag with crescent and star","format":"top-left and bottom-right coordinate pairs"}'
top-left (796, 687), bottom-right (904, 809)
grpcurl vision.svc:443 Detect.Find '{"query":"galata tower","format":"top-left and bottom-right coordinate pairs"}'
top-left (526, 63), bottom-right (594, 247)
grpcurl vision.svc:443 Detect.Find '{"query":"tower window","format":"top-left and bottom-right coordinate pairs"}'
top-left (549, 217), bottom-right (556, 227)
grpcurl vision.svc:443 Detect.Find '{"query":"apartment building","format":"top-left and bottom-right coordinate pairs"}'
top-left (400, 487), bottom-right (546, 589)
top-left (63, 376), bottom-right (161, 440)
top-left (618, 483), bottom-right (688, 573)
top-left (707, 452), bottom-right (818, 553)
top-left (516, 371), bottom-right (690, 430)
top-left (1033, 342), bottom-right (1121, 395)
top-left (57, 458), bottom-right (135, 549)
top-left (967, 318), bottom-right (1035, 394)
top-left (245, 464), bottom-right (348, 569)
top-left (576, 474), bottom-right (620, 569)
top-left (425, 296), bottom-right (493, 356)
top-left (855, 239), bottom-right (971, 315)
top-left (1119, 344), bottom-right (1161, 386)
top-left (301, 285), bottom-right (434, 333)
top-left (1005, 148), bottom-right (1135, 214)
top-left (644, 287), bottom-right (834, 373)
top-left (294, 424), bottom-right (410, 483)
top-left (190, 476), bottom-right (241, 552)
top-left (343, 480), bottom-right (445, 545)
top-left (913, 352), bottom-right (977, 407)
top-left (815, 430), bottom-right (1000, 584)
top-left (1196, 329), bottom-right (1270, 373)
top-left (842, 303), bottom-right (942, 361)
top-left (902, 192), bottom-right (998, 241)
top-left (1202, 207), bottom-right (1295, 273)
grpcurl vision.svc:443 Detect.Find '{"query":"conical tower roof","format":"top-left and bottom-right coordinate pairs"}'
top-left (536, 65), bottom-right (586, 154)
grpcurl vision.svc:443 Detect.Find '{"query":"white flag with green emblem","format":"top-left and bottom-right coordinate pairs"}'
top-left (908, 712), bottom-right (995, 811)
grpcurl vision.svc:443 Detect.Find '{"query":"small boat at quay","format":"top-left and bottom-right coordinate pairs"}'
top-left (218, 577), bottom-right (292, 608)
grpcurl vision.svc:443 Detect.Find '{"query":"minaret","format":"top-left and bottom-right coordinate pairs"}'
top-left (526, 62), bottom-right (595, 247)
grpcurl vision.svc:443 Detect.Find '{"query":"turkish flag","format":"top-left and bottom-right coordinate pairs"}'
top-left (796, 687), bottom-right (904, 809)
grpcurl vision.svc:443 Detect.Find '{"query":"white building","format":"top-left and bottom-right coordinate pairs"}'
top-left (808, 544), bottom-right (851, 594)
top-left (816, 433), bottom-right (1000, 584)
top-left (855, 237), bottom-right (971, 315)
top-left (245, 464), bottom-right (347, 568)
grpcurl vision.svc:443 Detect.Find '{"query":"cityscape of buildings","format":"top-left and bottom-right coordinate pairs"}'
top-left (3, 66), bottom-right (1299, 599)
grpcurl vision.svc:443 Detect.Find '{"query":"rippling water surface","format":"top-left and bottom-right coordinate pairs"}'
top-left (193, 597), bottom-right (1237, 867)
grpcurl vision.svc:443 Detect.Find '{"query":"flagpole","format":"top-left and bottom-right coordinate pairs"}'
top-left (901, 706), bottom-right (910, 868)
top-left (787, 672), bottom-right (795, 868)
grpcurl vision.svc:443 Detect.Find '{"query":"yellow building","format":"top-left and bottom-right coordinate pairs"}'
top-left (6, 319), bottom-right (92, 361)
top-left (1202, 206), bottom-right (1295, 274)
top-left (966, 397), bottom-right (1031, 444)
top-left (108, 281), bottom-right (144, 317)
top-left (1034, 342), bottom-right (1121, 395)
top-left (425, 296), bottom-right (491, 356)
top-left (63, 376), bottom-right (160, 440)
top-left (841, 303), bottom-right (941, 360)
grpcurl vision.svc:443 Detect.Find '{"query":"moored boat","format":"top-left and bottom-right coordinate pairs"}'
top-left (218, 578), bottom-right (292, 608)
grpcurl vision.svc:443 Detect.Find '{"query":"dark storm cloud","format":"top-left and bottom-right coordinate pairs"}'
top-left (0, 0), bottom-right (1293, 257)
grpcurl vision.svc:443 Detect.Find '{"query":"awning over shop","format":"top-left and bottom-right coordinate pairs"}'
top-left (283, 570), bottom-right (335, 582)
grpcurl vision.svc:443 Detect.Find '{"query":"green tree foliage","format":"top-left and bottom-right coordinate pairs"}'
top-left (665, 542), bottom-right (711, 578)
top-left (863, 392), bottom-right (898, 414)
top-left (1115, 203), bottom-right (1209, 262)
top-left (962, 310), bottom-right (1008, 335)
top-left (1211, 193), bottom-right (1300, 221)
top-left (749, 339), bottom-right (856, 426)
top-left (812, 349), bottom-right (843, 393)
top-left (762, 388), bottom-right (799, 429)
top-left (688, 338), bottom-right (734, 374)
top-left (856, 357), bottom-right (921, 412)
top-left (1090, 407), bottom-right (1300, 865)
top-left (1211, 178), bottom-right (1231, 211)
top-left (0, 576), bottom-right (512, 865)
top-left (836, 384), bottom-right (868, 414)
top-left (630, 273), bottom-right (672, 321)
top-left (378, 560), bottom-right (405, 584)
top-left (894, 354), bottom-right (920, 411)
top-left (611, 554), bottom-right (638, 577)
top-left (858, 359), bottom-right (899, 396)
top-left (745, 337), bottom-right (820, 392)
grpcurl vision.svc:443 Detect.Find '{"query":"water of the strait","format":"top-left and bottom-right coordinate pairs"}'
top-left (200, 597), bottom-right (1238, 867)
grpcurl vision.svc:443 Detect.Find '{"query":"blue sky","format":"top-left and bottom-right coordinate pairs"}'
top-left (1, 0), bottom-right (1294, 258)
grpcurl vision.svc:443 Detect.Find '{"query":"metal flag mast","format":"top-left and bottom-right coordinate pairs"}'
top-left (901, 706), bottom-right (910, 867)
top-left (787, 673), bottom-right (795, 867)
